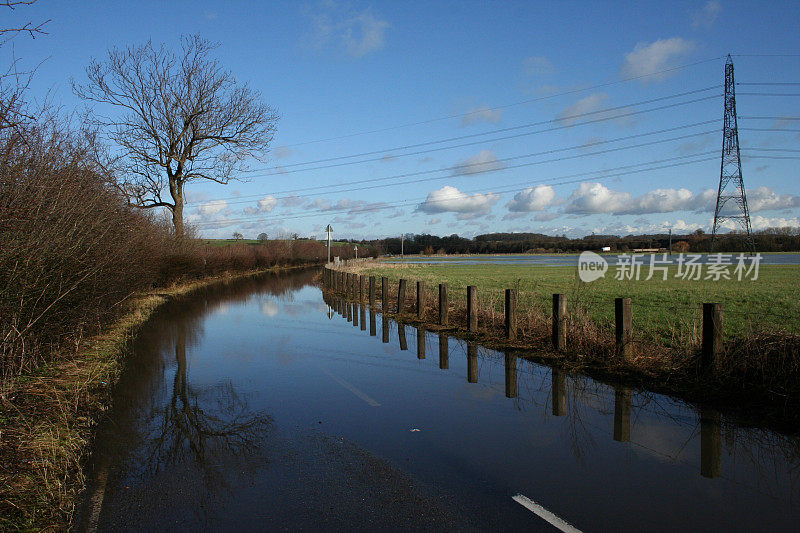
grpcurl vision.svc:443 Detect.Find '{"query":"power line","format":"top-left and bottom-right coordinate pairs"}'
top-left (280, 56), bottom-right (726, 148)
top-left (232, 92), bottom-right (721, 182)
top-left (188, 122), bottom-right (718, 206)
top-left (195, 153), bottom-right (719, 227)
top-left (195, 152), bottom-right (793, 228)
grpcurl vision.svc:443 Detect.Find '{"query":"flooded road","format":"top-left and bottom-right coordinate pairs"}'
top-left (77, 270), bottom-right (799, 531)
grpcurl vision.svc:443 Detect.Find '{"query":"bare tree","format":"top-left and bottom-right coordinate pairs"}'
top-left (73, 35), bottom-right (279, 236)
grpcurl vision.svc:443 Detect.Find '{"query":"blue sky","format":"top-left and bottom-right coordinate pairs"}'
top-left (5, 1), bottom-right (799, 240)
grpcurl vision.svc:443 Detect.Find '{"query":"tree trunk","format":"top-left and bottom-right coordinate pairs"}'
top-left (170, 179), bottom-right (184, 238)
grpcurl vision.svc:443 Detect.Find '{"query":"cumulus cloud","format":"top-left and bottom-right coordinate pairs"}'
top-left (564, 183), bottom-right (631, 214)
top-left (558, 93), bottom-right (608, 125)
top-left (257, 195), bottom-right (278, 212)
top-left (461, 106), bottom-right (503, 126)
top-left (692, 1), bottom-right (722, 29)
top-left (506, 185), bottom-right (557, 212)
top-left (451, 150), bottom-right (505, 176)
top-left (197, 200), bottom-right (228, 216)
top-left (417, 185), bottom-right (500, 215)
top-left (744, 186), bottom-right (800, 212)
top-left (750, 215), bottom-right (800, 230)
top-left (563, 183), bottom-right (798, 216)
top-left (621, 38), bottom-right (695, 82)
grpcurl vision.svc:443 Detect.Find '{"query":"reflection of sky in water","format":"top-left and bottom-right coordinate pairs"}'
top-left (84, 272), bottom-right (800, 531)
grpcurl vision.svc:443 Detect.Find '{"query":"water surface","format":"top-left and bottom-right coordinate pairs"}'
top-left (77, 270), bottom-right (800, 531)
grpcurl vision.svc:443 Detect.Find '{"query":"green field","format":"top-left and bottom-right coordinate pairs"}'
top-left (353, 262), bottom-right (800, 343)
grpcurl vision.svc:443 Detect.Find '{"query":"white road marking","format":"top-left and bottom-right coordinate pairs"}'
top-left (512, 494), bottom-right (582, 533)
top-left (320, 367), bottom-right (380, 406)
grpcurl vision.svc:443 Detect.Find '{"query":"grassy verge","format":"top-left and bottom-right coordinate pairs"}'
top-left (0, 267), bottom-right (294, 531)
top-left (333, 261), bottom-right (800, 430)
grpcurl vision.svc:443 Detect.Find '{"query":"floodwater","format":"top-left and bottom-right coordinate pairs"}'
top-left (384, 253), bottom-right (800, 266)
top-left (76, 269), bottom-right (799, 532)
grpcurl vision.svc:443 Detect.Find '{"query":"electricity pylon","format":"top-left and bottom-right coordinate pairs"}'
top-left (710, 55), bottom-right (756, 254)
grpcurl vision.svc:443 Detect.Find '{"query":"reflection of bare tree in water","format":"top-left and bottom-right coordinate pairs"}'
top-left (141, 321), bottom-right (273, 472)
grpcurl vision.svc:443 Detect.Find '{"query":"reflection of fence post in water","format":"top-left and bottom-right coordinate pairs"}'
top-left (382, 315), bottom-right (390, 343)
top-left (613, 386), bottom-right (632, 442)
top-left (352, 303), bottom-right (358, 327)
top-left (417, 327), bottom-right (426, 359)
top-left (439, 334), bottom-right (449, 369)
top-left (398, 322), bottom-right (408, 350)
top-left (346, 301), bottom-right (352, 322)
top-left (700, 408), bottom-right (722, 479)
top-left (467, 342), bottom-right (478, 383)
top-left (552, 369), bottom-right (566, 416)
top-left (505, 353), bottom-right (518, 398)
top-left (360, 305), bottom-right (366, 331)
top-left (369, 309), bottom-right (377, 336)
top-left (439, 283), bottom-right (448, 326)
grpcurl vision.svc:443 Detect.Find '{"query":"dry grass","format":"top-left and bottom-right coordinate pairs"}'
top-left (0, 268), bottom-right (282, 531)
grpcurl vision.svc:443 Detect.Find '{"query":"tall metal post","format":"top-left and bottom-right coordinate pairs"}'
top-left (325, 224), bottom-right (333, 264)
top-left (711, 55), bottom-right (755, 254)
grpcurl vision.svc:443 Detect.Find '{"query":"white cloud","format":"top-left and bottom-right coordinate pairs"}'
top-left (750, 215), bottom-right (800, 230)
top-left (621, 38), bottom-right (695, 82)
top-left (417, 185), bottom-right (500, 215)
top-left (746, 186), bottom-right (800, 211)
top-left (558, 93), bottom-right (608, 125)
top-left (197, 200), bottom-right (228, 216)
top-left (344, 11), bottom-right (389, 57)
top-left (564, 183), bottom-right (631, 214)
top-left (523, 55), bottom-right (554, 76)
top-left (692, 1), bottom-right (722, 29)
top-left (461, 106), bottom-right (503, 127)
top-left (304, 4), bottom-right (388, 58)
top-left (507, 185), bottom-right (557, 212)
top-left (428, 217), bottom-right (441, 224)
top-left (257, 195), bottom-right (278, 212)
top-left (280, 195), bottom-right (305, 207)
top-left (452, 150), bottom-right (506, 176)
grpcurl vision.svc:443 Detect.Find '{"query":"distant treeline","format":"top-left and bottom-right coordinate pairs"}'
top-left (362, 229), bottom-right (800, 256)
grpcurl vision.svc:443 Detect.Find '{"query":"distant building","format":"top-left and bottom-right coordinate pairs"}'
top-left (601, 246), bottom-right (611, 252)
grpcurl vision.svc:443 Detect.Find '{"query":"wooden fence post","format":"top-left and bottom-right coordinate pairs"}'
top-left (505, 289), bottom-right (517, 340)
top-left (615, 297), bottom-right (632, 359)
top-left (381, 277), bottom-right (389, 312)
top-left (359, 275), bottom-right (366, 302)
top-left (417, 281), bottom-right (425, 320)
top-left (439, 283), bottom-right (449, 326)
top-left (552, 293), bottom-right (566, 351)
top-left (369, 276), bottom-right (376, 307)
top-left (467, 286), bottom-right (477, 332)
top-left (397, 279), bottom-right (407, 314)
top-left (702, 303), bottom-right (723, 370)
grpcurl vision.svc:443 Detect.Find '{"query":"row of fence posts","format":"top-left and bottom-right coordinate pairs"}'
top-left (323, 267), bottom-right (724, 369)
top-left (323, 287), bottom-right (723, 479)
